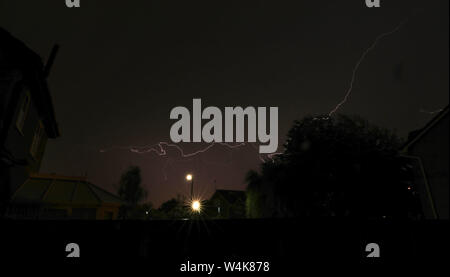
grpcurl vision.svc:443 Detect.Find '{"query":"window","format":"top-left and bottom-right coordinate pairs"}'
top-left (30, 121), bottom-right (44, 159)
top-left (16, 91), bottom-right (31, 135)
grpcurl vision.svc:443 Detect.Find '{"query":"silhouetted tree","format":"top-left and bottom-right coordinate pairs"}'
top-left (245, 170), bottom-right (263, 218)
top-left (117, 166), bottom-right (147, 219)
top-left (155, 195), bottom-right (189, 219)
top-left (246, 114), bottom-right (420, 219)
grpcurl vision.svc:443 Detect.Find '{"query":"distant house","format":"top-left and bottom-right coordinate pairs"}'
top-left (207, 189), bottom-right (246, 219)
top-left (0, 28), bottom-right (59, 212)
top-left (402, 106), bottom-right (449, 219)
top-left (7, 174), bottom-right (123, 219)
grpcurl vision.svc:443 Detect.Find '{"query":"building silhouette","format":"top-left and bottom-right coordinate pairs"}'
top-left (0, 28), bottom-right (59, 213)
top-left (0, 28), bottom-right (123, 219)
top-left (402, 106), bottom-right (449, 219)
top-left (207, 189), bottom-right (246, 218)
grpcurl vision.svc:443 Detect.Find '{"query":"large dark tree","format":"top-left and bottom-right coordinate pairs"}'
top-left (246, 115), bottom-right (420, 219)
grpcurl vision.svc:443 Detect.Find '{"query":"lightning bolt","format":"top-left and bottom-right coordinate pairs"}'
top-left (100, 141), bottom-right (283, 161)
top-left (100, 141), bottom-right (283, 180)
top-left (101, 142), bottom-right (281, 180)
top-left (98, 21), bottom-right (407, 179)
top-left (99, 19), bottom-right (412, 176)
top-left (328, 19), bottom-right (408, 116)
top-left (131, 142), bottom-right (245, 158)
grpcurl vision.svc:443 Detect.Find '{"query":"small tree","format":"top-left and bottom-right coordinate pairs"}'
top-left (117, 166), bottom-right (147, 219)
top-left (157, 195), bottom-right (189, 219)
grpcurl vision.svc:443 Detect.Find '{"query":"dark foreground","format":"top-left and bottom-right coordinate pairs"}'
top-left (1, 218), bottom-right (448, 272)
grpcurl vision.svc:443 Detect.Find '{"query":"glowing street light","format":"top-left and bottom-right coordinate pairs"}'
top-left (186, 174), bottom-right (194, 198)
top-left (191, 200), bottom-right (201, 212)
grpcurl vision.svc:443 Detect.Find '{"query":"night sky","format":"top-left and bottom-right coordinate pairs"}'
top-left (0, 0), bottom-right (448, 207)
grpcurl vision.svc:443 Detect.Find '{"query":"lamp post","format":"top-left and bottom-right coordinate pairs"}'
top-left (186, 174), bottom-right (193, 199)
top-left (186, 174), bottom-right (202, 214)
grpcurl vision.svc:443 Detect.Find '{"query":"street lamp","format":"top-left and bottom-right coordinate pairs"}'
top-left (186, 174), bottom-right (193, 198)
top-left (191, 200), bottom-right (201, 212)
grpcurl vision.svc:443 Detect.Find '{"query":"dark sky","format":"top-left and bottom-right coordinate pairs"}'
top-left (1, 0), bottom-right (448, 206)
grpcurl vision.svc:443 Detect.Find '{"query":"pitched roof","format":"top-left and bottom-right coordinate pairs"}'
top-left (11, 174), bottom-right (123, 206)
top-left (402, 105), bottom-right (449, 152)
top-left (211, 189), bottom-right (246, 204)
top-left (0, 28), bottom-right (59, 138)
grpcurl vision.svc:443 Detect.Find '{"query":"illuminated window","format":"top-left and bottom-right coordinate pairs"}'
top-left (16, 91), bottom-right (31, 134)
top-left (30, 121), bottom-right (44, 159)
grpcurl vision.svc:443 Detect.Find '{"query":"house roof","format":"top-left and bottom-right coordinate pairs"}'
top-left (402, 105), bottom-right (449, 152)
top-left (0, 28), bottom-right (59, 138)
top-left (11, 174), bottom-right (123, 206)
top-left (211, 189), bottom-right (246, 204)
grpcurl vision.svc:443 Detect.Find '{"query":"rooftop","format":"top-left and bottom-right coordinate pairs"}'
top-left (11, 174), bottom-right (123, 206)
top-left (211, 189), bottom-right (246, 204)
